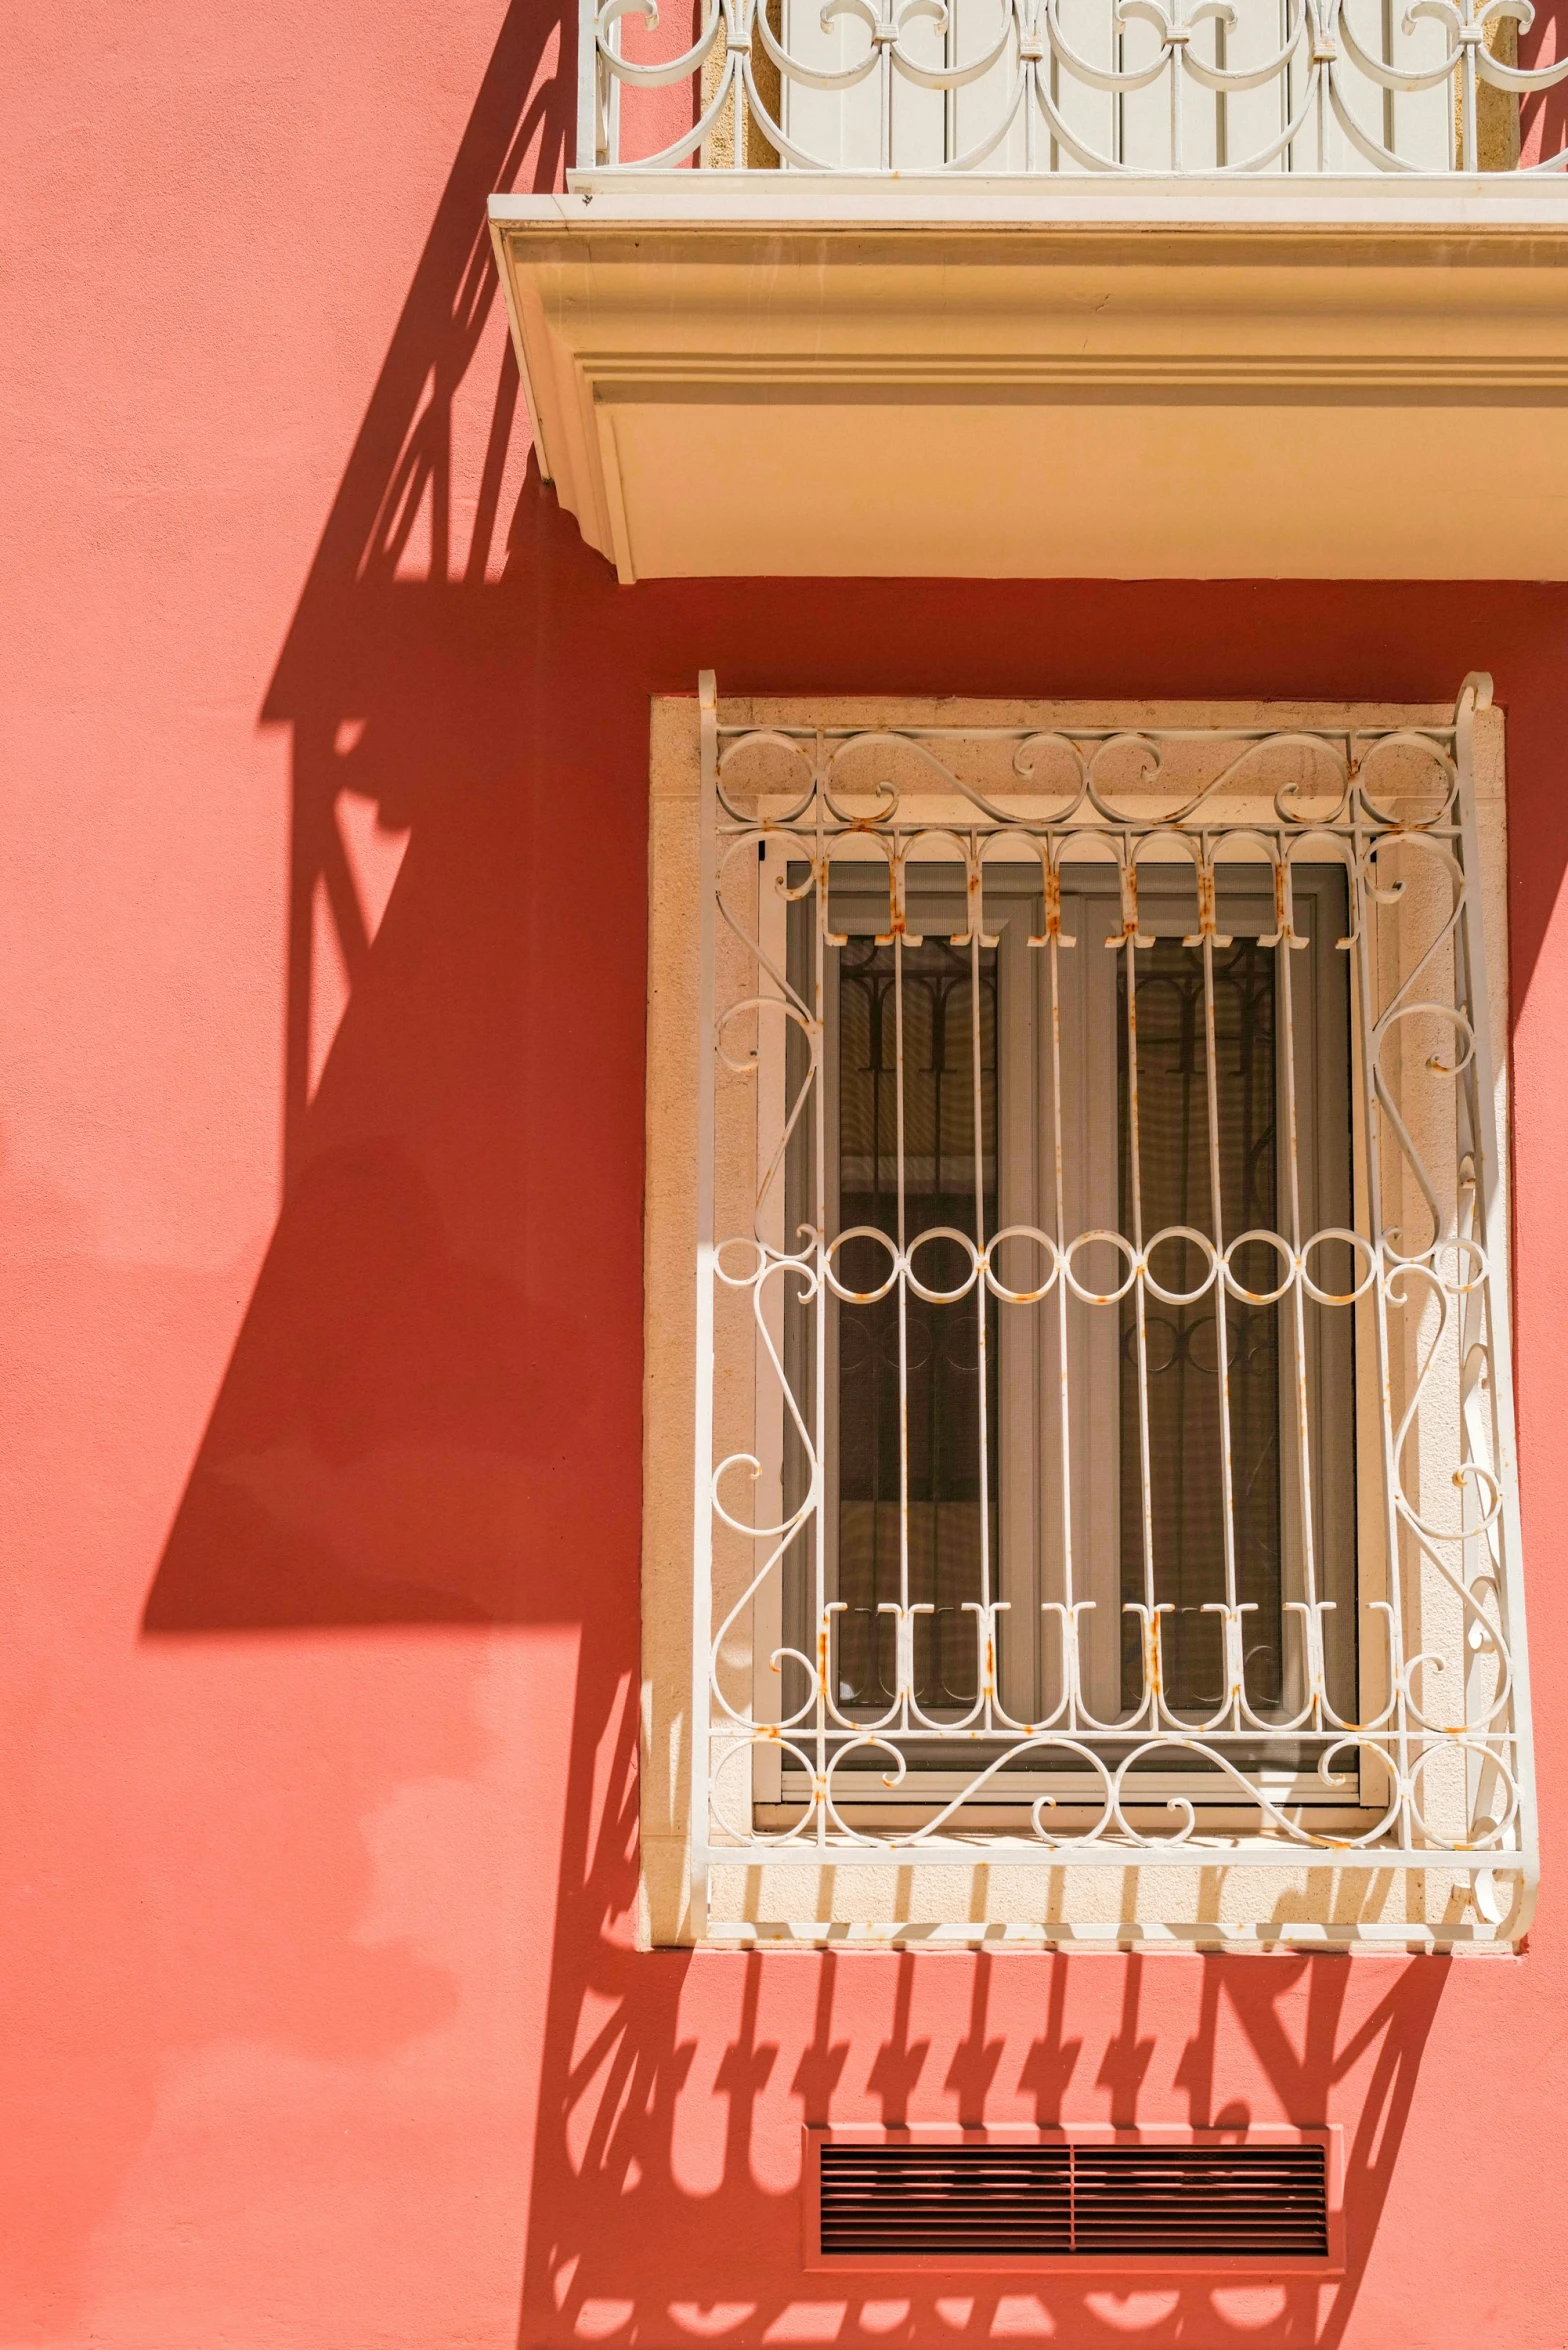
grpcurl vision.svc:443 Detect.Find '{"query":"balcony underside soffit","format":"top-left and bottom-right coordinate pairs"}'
top-left (488, 184), bottom-right (1568, 582)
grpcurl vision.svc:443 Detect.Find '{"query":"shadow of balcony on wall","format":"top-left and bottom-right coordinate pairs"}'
top-left (141, 0), bottom-right (598, 1633)
top-left (138, 0), bottom-right (1568, 1639)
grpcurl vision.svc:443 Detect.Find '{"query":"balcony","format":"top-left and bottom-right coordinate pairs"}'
top-left (488, 0), bottom-right (1568, 579)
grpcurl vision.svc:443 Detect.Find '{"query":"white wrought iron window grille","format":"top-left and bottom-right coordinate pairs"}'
top-left (585, 0), bottom-right (1568, 177)
top-left (691, 676), bottom-right (1536, 1939)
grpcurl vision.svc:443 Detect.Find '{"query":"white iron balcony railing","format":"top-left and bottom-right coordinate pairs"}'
top-left (582, 0), bottom-right (1568, 174)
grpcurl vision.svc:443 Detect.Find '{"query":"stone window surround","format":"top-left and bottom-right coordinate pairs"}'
top-left (640, 692), bottom-right (1512, 1952)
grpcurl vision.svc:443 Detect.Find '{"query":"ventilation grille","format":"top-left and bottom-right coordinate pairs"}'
top-left (818, 2143), bottom-right (1328, 2261)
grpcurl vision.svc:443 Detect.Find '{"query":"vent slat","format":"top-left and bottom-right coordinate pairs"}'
top-left (818, 2142), bottom-right (1328, 2260)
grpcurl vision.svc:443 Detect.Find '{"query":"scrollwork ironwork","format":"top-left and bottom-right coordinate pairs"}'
top-left (693, 685), bottom-right (1535, 1918)
top-left (588, 0), bottom-right (1568, 173)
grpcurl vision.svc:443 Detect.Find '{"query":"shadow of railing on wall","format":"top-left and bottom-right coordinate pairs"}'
top-left (142, 1), bottom-right (585, 1634)
top-left (520, 1628), bottom-right (1451, 2350)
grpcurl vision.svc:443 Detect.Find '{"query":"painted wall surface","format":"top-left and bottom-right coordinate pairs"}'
top-left (4, 8), bottom-right (1568, 2349)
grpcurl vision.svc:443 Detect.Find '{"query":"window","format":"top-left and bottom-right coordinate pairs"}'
top-left (660, 682), bottom-right (1534, 1946)
top-left (773, 859), bottom-right (1356, 1804)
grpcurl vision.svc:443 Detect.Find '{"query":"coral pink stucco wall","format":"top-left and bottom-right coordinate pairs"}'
top-left (4, 8), bottom-right (1568, 2349)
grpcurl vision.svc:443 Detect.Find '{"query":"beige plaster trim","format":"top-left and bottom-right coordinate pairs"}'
top-left (490, 194), bottom-right (1568, 581)
top-left (642, 693), bottom-right (1511, 1951)
top-left (497, 179), bottom-right (1568, 225)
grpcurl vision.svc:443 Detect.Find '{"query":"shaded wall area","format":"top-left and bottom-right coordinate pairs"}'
top-left (3, 6), bottom-right (1568, 2349)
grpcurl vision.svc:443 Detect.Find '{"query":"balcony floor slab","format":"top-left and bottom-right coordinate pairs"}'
top-left (490, 182), bottom-right (1568, 580)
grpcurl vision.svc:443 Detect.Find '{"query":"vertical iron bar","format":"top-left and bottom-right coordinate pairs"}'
top-left (946, 0), bottom-right (958, 163)
top-left (1381, 0), bottom-right (1395, 157)
top-left (1047, 863), bottom-right (1078, 1725)
top-left (813, 758), bottom-right (831, 1834)
top-left (1461, 25), bottom-right (1478, 168)
top-left (1171, 29), bottom-right (1183, 172)
top-left (605, 0), bottom-right (623, 166)
top-left (732, 0), bottom-right (748, 162)
top-left (579, 0), bottom-right (601, 165)
top-left (1283, 0), bottom-right (1295, 169)
top-left (1275, 848), bottom-right (1323, 1725)
top-left (1122, 855), bottom-right (1160, 1726)
top-left (895, 874), bottom-right (912, 1722)
top-left (1197, 860), bottom-right (1243, 1727)
top-left (691, 671), bottom-right (720, 1940)
top-left (970, 857), bottom-right (994, 1720)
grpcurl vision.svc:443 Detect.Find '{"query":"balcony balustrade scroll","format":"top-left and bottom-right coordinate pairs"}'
top-left (583, 0), bottom-right (1568, 173)
top-left (689, 676), bottom-right (1536, 1942)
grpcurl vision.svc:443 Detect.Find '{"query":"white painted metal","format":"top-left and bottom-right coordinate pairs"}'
top-left (586, 0), bottom-right (1568, 171)
top-left (693, 678), bottom-right (1536, 1925)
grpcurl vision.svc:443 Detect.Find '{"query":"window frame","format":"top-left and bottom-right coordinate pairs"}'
top-left (641, 682), bottom-right (1533, 1950)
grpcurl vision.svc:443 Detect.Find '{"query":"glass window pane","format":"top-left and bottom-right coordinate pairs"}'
top-left (1118, 935), bottom-right (1282, 1717)
top-left (835, 937), bottom-right (999, 1713)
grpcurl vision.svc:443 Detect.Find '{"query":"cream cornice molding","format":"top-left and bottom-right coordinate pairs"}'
top-left (489, 184), bottom-right (1568, 582)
